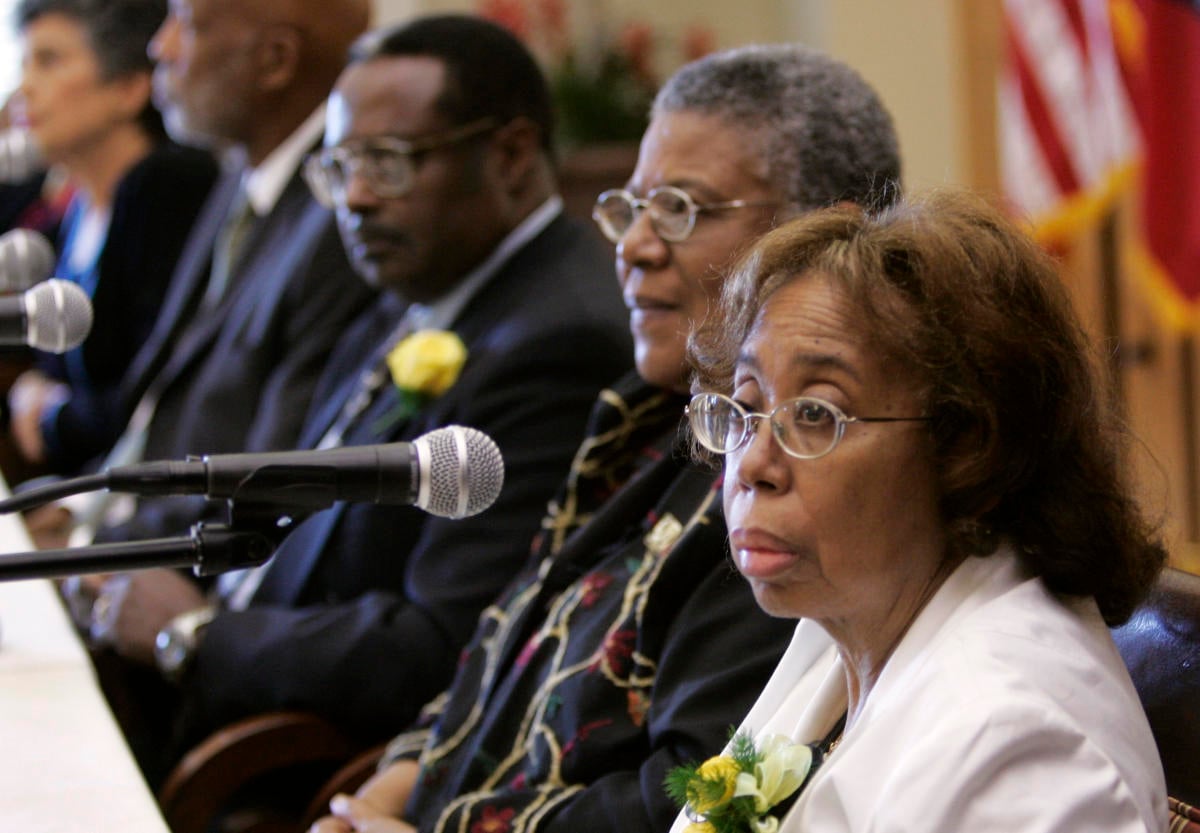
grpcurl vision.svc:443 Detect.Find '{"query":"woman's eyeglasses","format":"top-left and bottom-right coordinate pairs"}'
top-left (591, 185), bottom-right (778, 243)
top-left (686, 391), bottom-right (930, 460)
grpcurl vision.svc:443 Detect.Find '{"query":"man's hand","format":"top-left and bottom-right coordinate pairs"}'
top-left (91, 569), bottom-right (207, 665)
top-left (26, 503), bottom-right (77, 550)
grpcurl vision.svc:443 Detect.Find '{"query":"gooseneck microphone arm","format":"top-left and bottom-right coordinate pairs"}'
top-left (0, 535), bottom-right (202, 581)
top-left (0, 500), bottom-right (305, 582)
top-left (0, 525), bottom-right (275, 581)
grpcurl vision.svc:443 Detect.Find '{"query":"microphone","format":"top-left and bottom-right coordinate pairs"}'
top-left (0, 128), bottom-right (44, 183)
top-left (0, 278), bottom-right (93, 352)
top-left (105, 425), bottom-right (505, 518)
top-left (0, 228), bottom-right (56, 291)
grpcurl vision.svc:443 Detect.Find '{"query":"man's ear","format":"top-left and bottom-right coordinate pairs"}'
top-left (488, 116), bottom-right (543, 193)
top-left (255, 23), bottom-right (303, 93)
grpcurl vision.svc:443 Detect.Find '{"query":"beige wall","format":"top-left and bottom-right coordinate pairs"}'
top-left (825, 0), bottom-right (965, 188)
top-left (370, 0), bottom-right (971, 190)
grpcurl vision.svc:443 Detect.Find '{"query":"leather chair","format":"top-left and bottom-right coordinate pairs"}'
top-left (300, 745), bottom-right (385, 828)
top-left (157, 711), bottom-right (376, 833)
top-left (1112, 566), bottom-right (1200, 827)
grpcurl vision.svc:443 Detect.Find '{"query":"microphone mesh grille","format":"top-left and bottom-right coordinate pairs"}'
top-left (25, 279), bottom-right (94, 353)
top-left (0, 129), bottom-right (43, 183)
top-left (0, 229), bottom-right (55, 291)
top-left (416, 426), bottom-right (505, 519)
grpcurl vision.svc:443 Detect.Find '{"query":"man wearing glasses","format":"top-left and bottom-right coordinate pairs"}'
top-left (147, 13), bottom-right (633, 767)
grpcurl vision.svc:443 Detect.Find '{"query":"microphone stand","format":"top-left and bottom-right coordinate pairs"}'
top-left (0, 500), bottom-right (306, 582)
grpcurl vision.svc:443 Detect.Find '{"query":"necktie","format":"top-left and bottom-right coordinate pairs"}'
top-left (64, 186), bottom-right (260, 544)
top-left (203, 187), bottom-right (257, 310)
top-left (315, 315), bottom-right (417, 449)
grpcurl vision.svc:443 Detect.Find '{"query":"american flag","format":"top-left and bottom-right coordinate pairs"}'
top-left (1001, 0), bottom-right (1200, 327)
top-left (999, 0), bottom-right (1138, 240)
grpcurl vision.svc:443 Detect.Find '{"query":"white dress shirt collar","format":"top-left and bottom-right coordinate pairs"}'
top-left (405, 194), bottom-right (564, 332)
top-left (241, 103), bottom-right (327, 216)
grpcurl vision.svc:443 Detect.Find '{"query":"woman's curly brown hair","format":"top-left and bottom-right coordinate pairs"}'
top-left (688, 188), bottom-right (1165, 625)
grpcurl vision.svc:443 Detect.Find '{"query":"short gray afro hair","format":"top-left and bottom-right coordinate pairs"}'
top-left (653, 43), bottom-right (901, 211)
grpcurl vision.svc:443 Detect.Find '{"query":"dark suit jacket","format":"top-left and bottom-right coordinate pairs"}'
top-left (187, 212), bottom-right (633, 742)
top-left (36, 142), bottom-right (219, 473)
top-left (94, 163), bottom-right (377, 542)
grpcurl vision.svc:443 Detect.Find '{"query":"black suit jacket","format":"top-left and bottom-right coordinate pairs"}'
top-left (187, 212), bottom-right (633, 742)
top-left (95, 163), bottom-right (377, 542)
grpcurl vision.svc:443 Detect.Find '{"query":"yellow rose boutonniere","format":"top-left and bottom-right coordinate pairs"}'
top-left (373, 330), bottom-right (468, 432)
top-left (386, 329), bottom-right (468, 396)
top-left (666, 732), bottom-right (816, 833)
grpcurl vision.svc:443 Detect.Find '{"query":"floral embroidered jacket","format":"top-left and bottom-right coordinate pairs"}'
top-left (386, 372), bottom-right (796, 833)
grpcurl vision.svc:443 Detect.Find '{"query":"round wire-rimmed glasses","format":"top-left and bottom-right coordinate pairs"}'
top-left (686, 391), bottom-right (931, 460)
top-left (591, 185), bottom-right (779, 243)
top-left (303, 117), bottom-right (498, 208)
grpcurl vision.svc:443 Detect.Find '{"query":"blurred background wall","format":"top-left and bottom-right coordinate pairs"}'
top-left (371, 0), bottom-right (971, 190)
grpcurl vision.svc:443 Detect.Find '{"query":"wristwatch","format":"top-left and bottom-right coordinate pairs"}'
top-left (154, 605), bottom-right (216, 682)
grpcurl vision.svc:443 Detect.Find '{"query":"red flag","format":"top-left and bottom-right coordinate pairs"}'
top-left (1121, 0), bottom-right (1200, 327)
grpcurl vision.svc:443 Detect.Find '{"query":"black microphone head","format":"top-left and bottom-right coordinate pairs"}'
top-left (0, 229), bottom-right (55, 291)
top-left (0, 129), bottom-right (44, 183)
top-left (24, 278), bottom-right (93, 353)
top-left (411, 425), bottom-right (504, 519)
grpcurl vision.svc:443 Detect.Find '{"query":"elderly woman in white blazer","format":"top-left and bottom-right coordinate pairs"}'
top-left (675, 189), bottom-right (1166, 833)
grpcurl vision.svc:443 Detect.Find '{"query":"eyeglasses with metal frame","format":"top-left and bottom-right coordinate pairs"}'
top-left (591, 185), bottom-right (779, 243)
top-left (303, 117), bottom-right (497, 208)
top-left (686, 391), bottom-right (931, 460)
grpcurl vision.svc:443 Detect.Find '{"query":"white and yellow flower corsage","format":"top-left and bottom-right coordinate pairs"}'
top-left (666, 732), bottom-right (815, 833)
top-left (373, 329), bottom-right (467, 431)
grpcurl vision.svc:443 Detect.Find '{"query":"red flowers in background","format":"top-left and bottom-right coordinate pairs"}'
top-left (478, 0), bottom-right (715, 145)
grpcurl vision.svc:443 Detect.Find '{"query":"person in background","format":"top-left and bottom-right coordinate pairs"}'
top-left (311, 41), bottom-right (901, 833)
top-left (0, 91), bottom-right (73, 247)
top-left (672, 188), bottom-right (1165, 832)
top-left (6, 0), bottom-right (217, 475)
top-left (45, 0), bottom-right (376, 786)
top-left (78, 13), bottom-right (632, 786)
